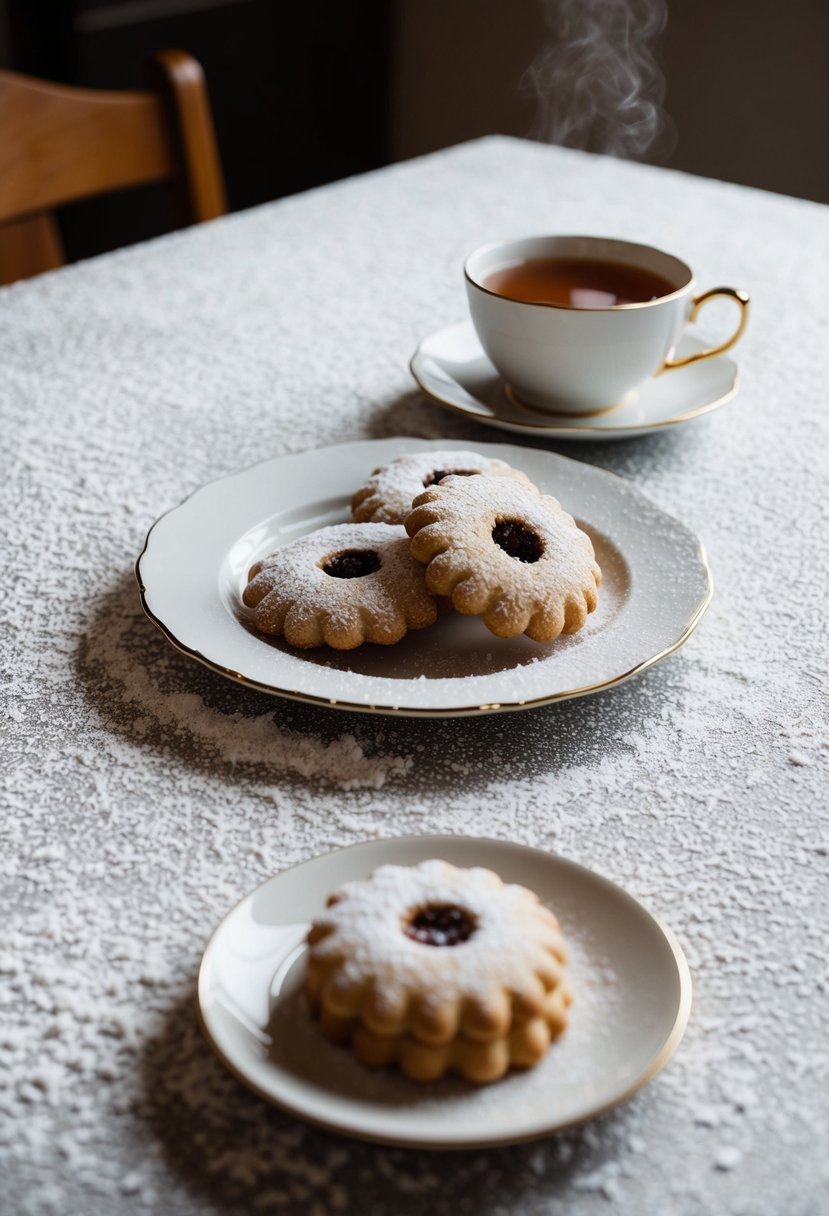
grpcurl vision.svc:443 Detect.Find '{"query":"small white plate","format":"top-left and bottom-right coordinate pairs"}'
top-left (198, 835), bottom-right (692, 1149)
top-left (410, 321), bottom-right (739, 441)
top-left (136, 438), bottom-right (711, 716)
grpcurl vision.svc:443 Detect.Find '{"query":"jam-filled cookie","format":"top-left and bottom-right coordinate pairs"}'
top-left (306, 860), bottom-right (572, 1084)
top-left (351, 449), bottom-right (532, 526)
top-left (242, 522), bottom-right (437, 649)
top-left (405, 476), bottom-right (600, 642)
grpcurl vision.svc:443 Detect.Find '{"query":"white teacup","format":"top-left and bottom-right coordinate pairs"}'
top-left (464, 235), bottom-right (750, 415)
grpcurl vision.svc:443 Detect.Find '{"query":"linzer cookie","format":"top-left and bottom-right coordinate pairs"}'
top-left (242, 522), bottom-right (437, 649)
top-left (351, 449), bottom-right (532, 526)
top-left (405, 475), bottom-right (601, 641)
top-left (305, 860), bottom-right (572, 1084)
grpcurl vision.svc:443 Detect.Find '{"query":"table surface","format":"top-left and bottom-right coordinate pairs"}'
top-left (2, 136), bottom-right (827, 1216)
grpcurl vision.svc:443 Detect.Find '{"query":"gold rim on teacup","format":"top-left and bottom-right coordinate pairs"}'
top-left (464, 235), bottom-right (695, 312)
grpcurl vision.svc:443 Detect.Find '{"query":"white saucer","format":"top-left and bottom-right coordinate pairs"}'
top-left (410, 321), bottom-right (739, 441)
top-left (197, 835), bottom-right (692, 1149)
top-left (136, 438), bottom-right (712, 717)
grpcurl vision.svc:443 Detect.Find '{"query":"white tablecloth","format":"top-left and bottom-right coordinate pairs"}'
top-left (2, 137), bottom-right (827, 1215)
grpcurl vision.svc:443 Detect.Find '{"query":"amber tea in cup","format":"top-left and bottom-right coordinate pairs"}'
top-left (483, 257), bottom-right (676, 310)
top-left (465, 235), bottom-right (750, 413)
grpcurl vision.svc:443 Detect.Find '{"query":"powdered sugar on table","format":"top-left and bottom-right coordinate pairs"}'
top-left (1, 138), bottom-right (828, 1215)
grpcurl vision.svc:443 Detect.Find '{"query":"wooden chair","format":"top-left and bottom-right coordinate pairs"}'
top-left (0, 49), bottom-right (227, 285)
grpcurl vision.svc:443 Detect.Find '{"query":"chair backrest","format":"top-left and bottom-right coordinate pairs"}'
top-left (0, 49), bottom-right (226, 284)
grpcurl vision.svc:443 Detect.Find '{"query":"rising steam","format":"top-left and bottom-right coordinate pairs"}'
top-left (524, 0), bottom-right (675, 160)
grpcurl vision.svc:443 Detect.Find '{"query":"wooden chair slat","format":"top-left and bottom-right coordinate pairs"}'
top-left (0, 75), bottom-right (175, 221)
top-left (0, 51), bottom-right (226, 283)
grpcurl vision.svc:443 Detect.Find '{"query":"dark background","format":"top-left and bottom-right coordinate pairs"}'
top-left (0, 0), bottom-right (826, 264)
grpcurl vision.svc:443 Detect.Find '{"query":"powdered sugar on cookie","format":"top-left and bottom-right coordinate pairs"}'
top-left (243, 522), bottom-right (437, 649)
top-left (406, 476), bottom-right (601, 642)
top-left (351, 449), bottom-right (531, 525)
top-left (306, 860), bottom-right (571, 1082)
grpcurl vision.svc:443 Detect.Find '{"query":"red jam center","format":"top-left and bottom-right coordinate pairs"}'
top-left (405, 903), bottom-right (475, 947)
top-left (423, 467), bottom-right (479, 487)
top-left (492, 519), bottom-right (543, 563)
top-left (322, 549), bottom-right (381, 579)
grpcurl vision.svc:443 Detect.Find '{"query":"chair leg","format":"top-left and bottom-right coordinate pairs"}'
top-left (148, 49), bottom-right (227, 225)
top-left (0, 212), bottom-right (64, 285)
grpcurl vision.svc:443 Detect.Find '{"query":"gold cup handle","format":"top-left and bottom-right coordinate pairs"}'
top-left (662, 287), bottom-right (750, 371)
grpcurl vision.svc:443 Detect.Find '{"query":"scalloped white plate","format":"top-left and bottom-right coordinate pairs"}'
top-left (136, 437), bottom-right (711, 716)
top-left (197, 835), bottom-right (692, 1149)
top-left (411, 321), bottom-right (739, 440)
